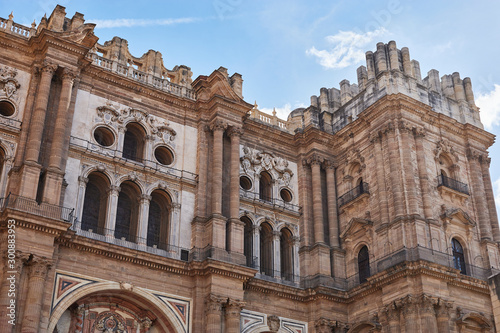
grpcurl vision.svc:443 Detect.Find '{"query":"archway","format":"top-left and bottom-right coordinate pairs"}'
top-left (49, 281), bottom-right (188, 333)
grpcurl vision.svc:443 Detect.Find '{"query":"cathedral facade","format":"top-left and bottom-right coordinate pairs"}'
top-left (1, 5), bottom-right (500, 333)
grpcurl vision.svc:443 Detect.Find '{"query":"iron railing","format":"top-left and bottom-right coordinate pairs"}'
top-left (0, 193), bottom-right (75, 223)
top-left (239, 189), bottom-right (301, 213)
top-left (302, 246), bottom-right (498, 290)
top-left (437, 174), bottom-right (469, 195)
top-left (338, 182), bottom-right (369, 206)
top-left (69, 136), bottom-right (198, 183)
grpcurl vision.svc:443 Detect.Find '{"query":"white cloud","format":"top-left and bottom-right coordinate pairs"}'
top-left (89, 17), bottom-right (200, 28)
top-left (306, 28), bottom-right (388, 69)
top-left (260, 102), bottom-right (307, 120)
top-left (476, 84), bottom-right (500, 130)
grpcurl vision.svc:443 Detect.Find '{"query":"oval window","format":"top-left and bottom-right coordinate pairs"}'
top-left (0, 100), bottom-right (15, 117)
top-left (154, 146), bottom-right (174, 165)
top-left (240, 176), bottom-right (252, 191)
top-left (93, 126), bottom-right (115, 147)
top-left (280, 188), bottom-right (292, 202)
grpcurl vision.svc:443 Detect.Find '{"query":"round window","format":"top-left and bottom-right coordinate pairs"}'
top-left (93, 126), bottom-right (115, 147)
top-left (240, 176), bottom-right (252, 191)
top-left (0, 100), bottom-right (15, 117)
top-left (154, 146), bottom-right (174, 165)
top-left (280, 188), bottom-right (292, 202)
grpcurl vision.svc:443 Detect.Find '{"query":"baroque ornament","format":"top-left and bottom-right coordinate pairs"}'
top-left (0, 65), bottom-right (21, 101)
top-left (241, 146), bottom-right (293, 185)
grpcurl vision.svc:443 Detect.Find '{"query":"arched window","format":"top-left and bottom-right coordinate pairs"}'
top-left (242, 216), bottom-right (254, 267)
top-left (123, 122), bottom-right (146, 162)
top-left (115, 181), bottom-right (141, 242)
top-left (147, 190), bottom-right (171, 250)
top-left (452, 238), bottom-right (467, 275)
top-left (280, 228), bottom-right (293, 281)
top-left (260, 222), bottom-right (273, 276)
top-left (81, 172), bottom-right (109, 235)
top-left (358, 246), bottom-right (370, 284)
top-left (259, 171), bottom-right (272, 202)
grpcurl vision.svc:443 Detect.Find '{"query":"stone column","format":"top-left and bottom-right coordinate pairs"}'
top-left (224, 299), bottom-right (245, 333)
top-left (137, 194), bottom-right (151, 245)
top-left (74, 176), bottom-right (89, 231)
top-left (228, 127), bottom-right (244, 254)
top-left (299, 160), bottom-right (312, 246)
top-left (309, 155), bottom-right (325, 244)
top-left (419, 295), bottom-right (438, 333)
top-left (210, 120), bottom-right (227, 216)
top-left (435, 300), bottom-right (452, 333)
top-left (385, 123), bottom-right (405, 218)
top-left (292, 236), bottom-right (300, 283)
top-left (413, 128), bottom-right (433, 220)
top-left (383, 303), bottom-right (401, 333)
top-left (399, 121), bottom-right (419, 216)
top-left (105, 185), bottom-right (121, 238)
top-left (480, 156), bottom-right (500, 241)
top-left (25, 62), bottom-right (57, 163)
top-left (116, 125), bottom-right (126, 158)
top-left (273, 231), bottom-right (281, 279)
top-left (169, 203), bottom-right (182, 250)
top-left (371, 132), bottom-right (390, 224)
top-left (0, 156), bottom-right (13, 198)
top-left (205, 294), bottom-right (225, 333)
top-left (20, 256), bottom-right (52, 333)
top-left (467, 150), bottom-right (492, 240)
top-left (0, 251), bottom-right (28, 333)
top-left (401, 296), bottom-right (419, 333)
top-left (253, 225), bottom-right (260, 270)
top-left (325, 160), bottom-right (339, 247)
top-left (47, 68), bottom-right (77, 170)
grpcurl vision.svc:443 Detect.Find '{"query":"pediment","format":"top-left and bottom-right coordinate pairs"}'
top-left (340, 218), bottom-right (373, 239)
top-left (440, 208), bottom-right (476, 227)
top-left (192, 69), bottom-right (242, 102)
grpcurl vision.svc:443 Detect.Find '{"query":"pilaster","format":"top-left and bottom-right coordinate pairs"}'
top-left (20, 256), bottom-right (52, 333)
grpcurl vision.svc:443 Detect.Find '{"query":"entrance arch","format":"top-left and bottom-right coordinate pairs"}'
top-left (48, 281), bottom-right (189, 333)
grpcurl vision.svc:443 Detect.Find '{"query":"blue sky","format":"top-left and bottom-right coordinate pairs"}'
top-left (3, 0), bottom-right (500, 218)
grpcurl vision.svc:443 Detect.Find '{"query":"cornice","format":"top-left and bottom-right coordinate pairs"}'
top-left (0, 209), bottom-right (72, 237)
top-left (81, 66), bottom-right (197, 112)
top-left (57, 234), bottom-right (191, 276)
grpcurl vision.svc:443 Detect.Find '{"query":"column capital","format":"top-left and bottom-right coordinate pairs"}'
top-left (305, 153), bottom-right (324, 167)
top-left (466, 148), bottom-right (483, 161)
top-left (41, 61), bottom-right (58, 74)
top-left (29, 256), bottom-right (52, 279)
top-left (399, 295), bottom-right (418, 316)
top-left (78, 176), bottom-right (89, 186)
top-left (413, 126), bottom-right (426, 138)
top-left (435, 298), bottom-right (453, 317)
top-left (140, 194), bottom-right (152, 203)
top-left (225, 299), bottom-right (246, 318)
top-left (205, 294), bottom-right (226, 314)
top-left (323, 159), bottom-right (337, 169)
top-left (382, 302), bottom-right (400, 322)
top-left (210, 119), bottom-right (228, 132)
top-left (227, 126), bottom-right (244, 138)
top-left (118, 124), bottom-right (127, 133)
top-left (398, 120), bottom-right (413, 133)
top-left (419, 294), bottom-right (437, 315)
top-left (369, 130), bottom-right (383, 144)
top-left (61, 68), bottom-right (78, 82)
top-left (272, 230), bottom-right (281, 239)
top-left (108, 185), bottom-right (121, 195)
top-left (314, 318), bottom-right (333, 333)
